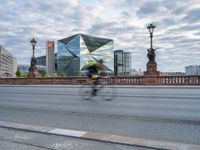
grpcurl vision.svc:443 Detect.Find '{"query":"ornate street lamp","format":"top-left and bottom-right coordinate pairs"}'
top-left (147, 23), bottom-right (156, 62)
top-left (30, 38), bottom-right (37, 58)
top-left (30, 38), bottom-right (37, 67)
top-left (147, 23), bottom-right (156, 50)
top-left (28, 38), bottom-right (39, 78)
top-left (144, 22), bottom-right (160, 78)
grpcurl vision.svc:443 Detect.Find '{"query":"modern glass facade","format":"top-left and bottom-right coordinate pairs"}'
top-left (114, 50), bottom-right (132, 76)
top-left (185, 65), bottom-right (200, 75)
top-left (57, 34), bottom-right (114, 76)
top-left (36, 55), bottom-right (46, 66)
top-left (36, 54), bottom-right (57, 73)
top-left (114, 50), bottom-right (123, 76)
top-left (124, 52), bottom-right (132, 76)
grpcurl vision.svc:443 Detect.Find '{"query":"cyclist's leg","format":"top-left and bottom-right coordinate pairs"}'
top-left (91, 75), bottom-right (98, 96)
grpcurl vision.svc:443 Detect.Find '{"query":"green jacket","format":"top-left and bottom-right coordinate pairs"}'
top-left (86, 61), bottom-right (101, 70)
top-left (85, 61), bottom-right (103, 76)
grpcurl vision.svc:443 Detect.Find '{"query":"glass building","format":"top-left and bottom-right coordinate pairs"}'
top-left (36, 54), bottom-right (57, 73)
top-left (36, 55), bottom-right (46, 66)
top-left (123, 52), bottom-right (132, 76)
top-left (114, 50), bottom-right (132, 76)
top-left (114, 50), bottom-right (123, 76)
top-left (57, 34), bottom-right (114, 76)
top-left (185, 65), bottom-right (200, 75)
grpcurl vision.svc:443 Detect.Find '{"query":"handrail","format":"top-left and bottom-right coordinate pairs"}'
top-left (0, 76), bottom-right (199, 85)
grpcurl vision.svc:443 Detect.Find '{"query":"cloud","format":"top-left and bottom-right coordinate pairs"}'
top-left (0, 0), bottom-right (200, 72)
top-left (182, 8), bottom-right (200, 23)
top-left (137, 5), bottom-right (159, 17)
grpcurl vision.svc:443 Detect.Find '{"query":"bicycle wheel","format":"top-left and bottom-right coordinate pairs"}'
top-left (100, 84), bottom-right (115, 101)
top-left (79, 84), bottom-right (92, 100)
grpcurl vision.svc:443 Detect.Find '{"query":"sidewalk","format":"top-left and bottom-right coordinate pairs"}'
top-left (0, 123), bottom-right (152, 150)
top-left (1, 121), bottom-right (200, 150)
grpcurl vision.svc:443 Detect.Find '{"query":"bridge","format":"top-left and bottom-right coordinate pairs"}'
top-left (0, 75), bottom-right (200, 85)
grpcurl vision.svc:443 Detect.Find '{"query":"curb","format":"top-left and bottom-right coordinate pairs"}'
top-left (0, 121), bottom-right (200, 150)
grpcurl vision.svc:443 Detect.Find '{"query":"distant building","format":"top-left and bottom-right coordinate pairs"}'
top-left (36, 54), bottom-right (57, 72)
top-left (123, 52), bottom-right (132, 75)
top-left (114, 50), bottom-right (123, 76)
top-left (18, 64), bottom-right (29, 74)
top-left (46, 41), bottom-right (55, 75)
top-left (160, 72), bottom-right (185, 76)
top-left (0, 45), bottom-right (17, 78)
top-left (185, 65), bottom-right (200, 75)
top-left (57, 33), bottom-right (114, 76)
top-left (36, 55), bottom-right (46, 66)
top-left (18, 64), bottom-right (46, 75)
top-left (137, 69), bottom-right (144, 76)
top-left (129, 68), bottom-right (138, 75)
top-left (114, 50), bottom-right (132, 76)
top-left (130, 68), bottom-right (144, 76)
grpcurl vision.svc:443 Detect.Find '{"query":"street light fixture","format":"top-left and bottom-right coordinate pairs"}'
top-left (146, 23), bottom-right (157, 62)
top-left (144, 22), bottom-right (160, 78)
top-left (147, 23), bottom-right (156, 34)
top-left (28, 37), bottom-right (39, 78)
top-left (147, 23), bottom-right (156, 50)
top-left (143, 22), bottom-right (160, 85)
top-left (30, 38), bottom-right (37, 58)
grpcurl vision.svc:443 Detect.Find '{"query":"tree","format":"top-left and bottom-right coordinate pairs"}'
top-left (60, 72), bottom-right (65, 77)
top-left (41, 69), bottom-right (46, 77)
top-left (15, 67), bottom-right (21, 77)
top-left (21, 73), bottom-right (27, 77)
top-left (60, 68), bottom-right (65, 77)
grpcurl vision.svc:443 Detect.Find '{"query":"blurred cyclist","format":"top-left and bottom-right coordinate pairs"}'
top-left (86, 59), bottom-right (104, 96)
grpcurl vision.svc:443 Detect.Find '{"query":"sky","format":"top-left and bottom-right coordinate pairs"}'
top-left (0, 0), bottom-right (200, 72)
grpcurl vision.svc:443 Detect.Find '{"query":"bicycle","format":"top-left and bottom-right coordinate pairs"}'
top-left (79, 76), bottom-right (115, 101)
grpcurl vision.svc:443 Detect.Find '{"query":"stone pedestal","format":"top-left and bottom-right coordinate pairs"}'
top-left (144, 61), bottom-right (160, 77)
top-left (143, 61), bottom-right (160, 85)
top-left (28, 66), bottom-right (40, 78)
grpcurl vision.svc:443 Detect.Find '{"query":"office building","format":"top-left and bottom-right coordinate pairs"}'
top-left (0, 45), bottom-right (17, 78)
top-left (114, 50), bottom-right (123, 76)
top-left (114, 50), bottom-right (132, 76)
top-left (46, 41), bottom-right (55, 75)
top-left (36, 54), bottom-right (57, 72)
top-left (36, 55), bottom-right (46, 66)
top-left (123, 52), bottom-right (132, 75)
top-left (160, 72), bottom-right (185, 76)
top-left (18, 64), bottom-right (46, 75)
top-left (185, 65), bottom-right (200, 75)
top-left (57, 33), bottom-right (114, 76)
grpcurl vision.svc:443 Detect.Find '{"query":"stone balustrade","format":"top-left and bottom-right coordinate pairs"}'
top-left (160, 76), bottom-right (200, 85)
top-left (0, 76), bottom-right (199, 85)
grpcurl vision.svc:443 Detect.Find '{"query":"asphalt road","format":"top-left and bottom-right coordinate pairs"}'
top-left (0, 85), bottom-right (200, 145)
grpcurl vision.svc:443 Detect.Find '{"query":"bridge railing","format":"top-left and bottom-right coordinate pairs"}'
top-left (111, 76), bottom-right (143, 85)
top-left (98, 76), bottom-right (143, 85)
top-left (0, 75), bottom-right (199, 85)
top-left (160, 76), bottom-right (200, 85)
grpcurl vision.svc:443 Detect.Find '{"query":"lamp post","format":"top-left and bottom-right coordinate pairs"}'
top-left (144, 23), bottom-right (160, 78)
top-left (28, 38), bottom-right (39, 78)
top-left (147, 23), bottom-right (156, 62)
top-left (147, 23), bottom-right (156, 50)
top-left (31, 38), bottom-right (37, 59)
top-left (30, 38), bottom-right (37, 67)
